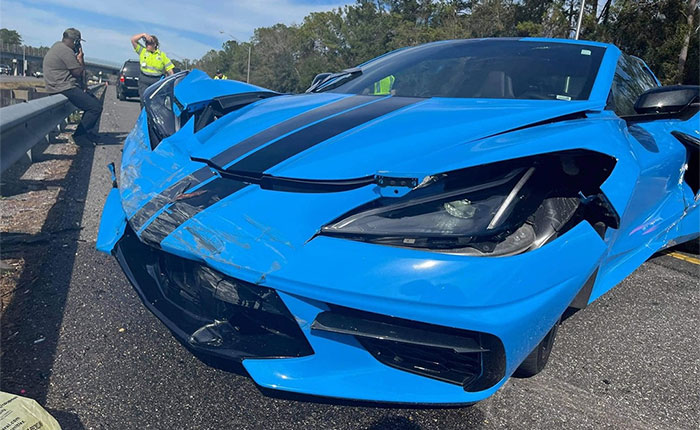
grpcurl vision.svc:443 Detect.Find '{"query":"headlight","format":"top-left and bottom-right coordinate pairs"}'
top-left (143, 71), bottom-right (188, 149)
top-left (321, 151), bottom-right (617, 256)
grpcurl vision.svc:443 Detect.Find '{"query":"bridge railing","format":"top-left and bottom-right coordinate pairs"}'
top-left (0, 43), bottom-right (50, 58)
top-left (0, 83), bottom-right (105, 173)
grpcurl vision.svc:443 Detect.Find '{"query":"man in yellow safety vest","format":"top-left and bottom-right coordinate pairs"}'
top-left (130, 33), bottom-right (175, 105)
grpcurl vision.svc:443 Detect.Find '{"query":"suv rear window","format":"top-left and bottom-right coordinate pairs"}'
top-left (122, 62), bottom-right (140, 76)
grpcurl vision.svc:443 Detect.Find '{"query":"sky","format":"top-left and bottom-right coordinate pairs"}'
top-left (0, 0), bottom-right (353, 66)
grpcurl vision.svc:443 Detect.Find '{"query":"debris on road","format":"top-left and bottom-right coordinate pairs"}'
top-left (0, 391), bottom-right (62, 430)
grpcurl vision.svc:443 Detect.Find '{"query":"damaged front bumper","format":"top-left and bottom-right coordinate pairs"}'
top-left (97, 184), bottom-right (607, 403)
top-left (114, 225), bottom-right (314, 360)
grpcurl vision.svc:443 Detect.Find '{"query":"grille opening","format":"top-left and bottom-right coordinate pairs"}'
top-left (115, 226), bottom-right (313, 359)
top-left (313, 305), bottom-right (505, 392)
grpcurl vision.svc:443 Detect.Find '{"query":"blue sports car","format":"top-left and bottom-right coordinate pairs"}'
top-left (97, 38), bottom-right (699, 404)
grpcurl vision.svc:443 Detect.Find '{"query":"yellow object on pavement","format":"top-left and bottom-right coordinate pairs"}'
top-left (0, 391), bottom-right (62, 430)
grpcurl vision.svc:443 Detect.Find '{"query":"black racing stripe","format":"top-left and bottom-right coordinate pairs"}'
top-left (211, 95), bottom-right (377, 168)
top-left (139, 177), bottom-right (247, 246)
top-left (228, 96), bottom-right (424, 174)
top-left (136, 96), bottom-right (423, 244)
top-left (129, 166), bottom-right (214, 229)
top-left (132, 96), bottom-right (371, 236)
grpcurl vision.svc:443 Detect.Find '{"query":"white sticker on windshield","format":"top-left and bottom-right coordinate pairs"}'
top-left (556, 95), bottom-right (572, 101)
top-left (581, 49), bottom-right (592, 56)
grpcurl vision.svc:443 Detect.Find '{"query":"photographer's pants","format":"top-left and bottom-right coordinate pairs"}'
top-left (138, 73), bottom-right (161, 107)
top-left (61, 87), bottom-right (103, 136)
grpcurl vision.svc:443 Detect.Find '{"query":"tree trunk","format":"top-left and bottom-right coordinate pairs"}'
top-left (598, 0), bottom-right (612, 23)
top-left (678, 0), bottom-right (698, 82)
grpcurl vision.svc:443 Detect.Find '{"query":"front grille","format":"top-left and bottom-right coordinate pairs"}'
top-left (312, 306), bottom-right (505, 392)
top-left (115, 226), bottom-right (313, 360)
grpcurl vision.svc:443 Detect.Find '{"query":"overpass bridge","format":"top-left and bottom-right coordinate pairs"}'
top-left (0, 43), bottom-right (121, 80)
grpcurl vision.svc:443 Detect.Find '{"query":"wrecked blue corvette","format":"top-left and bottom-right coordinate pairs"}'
top-left (97, 38), bottom-right (699, 404)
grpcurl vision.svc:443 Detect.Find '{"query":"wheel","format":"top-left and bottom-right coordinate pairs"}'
top-left (118, 89), bottom-right (126, 101)
top-left (514, 319), bottom-right (560, 377)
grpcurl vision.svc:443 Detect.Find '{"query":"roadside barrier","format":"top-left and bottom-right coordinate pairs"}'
top-left (0, 83), bottom-right (105, 173)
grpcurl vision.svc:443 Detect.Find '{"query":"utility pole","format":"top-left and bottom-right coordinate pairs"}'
top-left (247, 44), bottom-right (251, 84)
top-left (575, 0), bottom-right (586, 40)
top-left (219, 31), bottom-right (252, 83)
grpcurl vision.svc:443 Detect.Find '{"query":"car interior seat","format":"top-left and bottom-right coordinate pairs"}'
top-left (475, 71), bottom-right (514, 98)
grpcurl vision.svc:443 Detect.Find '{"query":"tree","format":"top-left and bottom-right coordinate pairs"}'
top-left (0, 28), bottom-right (22, 45)
top-left (678, 0), bottom-right (698, 81)
top-left (185, 0), bottom-right (697, 90)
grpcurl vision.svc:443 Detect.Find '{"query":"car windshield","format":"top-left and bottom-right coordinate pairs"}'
top-left (318, 40), bottom-right (606, 101)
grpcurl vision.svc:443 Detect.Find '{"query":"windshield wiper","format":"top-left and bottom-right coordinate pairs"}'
top-left (191, 156), bottom-right (417, 193)
top-left (307, 68), bottom-right (363, 93)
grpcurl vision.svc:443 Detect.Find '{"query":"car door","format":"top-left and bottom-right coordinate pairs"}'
top-left (595, 54), bottom-right (694, 295)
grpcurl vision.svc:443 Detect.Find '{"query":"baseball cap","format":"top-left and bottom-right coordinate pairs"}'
top-left (63, 28), bottom-right (85, 42)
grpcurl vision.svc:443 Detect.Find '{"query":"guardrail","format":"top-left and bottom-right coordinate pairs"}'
top-left (0, 83), bottom-right (105, 173)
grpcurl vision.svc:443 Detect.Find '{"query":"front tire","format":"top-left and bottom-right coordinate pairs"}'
top-left (514, 320), bottom-right (559, 378)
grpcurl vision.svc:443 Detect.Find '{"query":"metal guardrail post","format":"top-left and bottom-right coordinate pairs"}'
top-left (0, 84), bottom-right (105, 173)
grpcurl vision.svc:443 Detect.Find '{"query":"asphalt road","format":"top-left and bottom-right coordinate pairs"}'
top-left (1, 86), bottom-right (698, 429)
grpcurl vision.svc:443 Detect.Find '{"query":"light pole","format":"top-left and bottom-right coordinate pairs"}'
top-left (575, 0), bottom-right (586, 40)
top-left (219, 31), bottom-right (251, 83)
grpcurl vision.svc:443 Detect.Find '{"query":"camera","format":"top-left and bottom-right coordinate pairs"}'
top-left (73, 39), bottom-right (81, 54)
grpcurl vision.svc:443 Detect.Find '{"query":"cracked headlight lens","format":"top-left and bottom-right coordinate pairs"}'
top-left (321, 151), bottom-right (617, 255)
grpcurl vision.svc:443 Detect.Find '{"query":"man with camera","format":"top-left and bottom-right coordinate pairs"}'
top-left (43, 28), bottom-right (103, 146)
top-left (130, 33), bottom-right (175, 105)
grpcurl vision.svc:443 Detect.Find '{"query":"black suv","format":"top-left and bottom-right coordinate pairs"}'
top-left (117, 60), bottom-right (140, 100)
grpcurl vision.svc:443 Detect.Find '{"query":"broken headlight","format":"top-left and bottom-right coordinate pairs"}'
top-left (321, 150), bottom-right (617, 256)
top-left (143, 70), bottom-right (188, 149)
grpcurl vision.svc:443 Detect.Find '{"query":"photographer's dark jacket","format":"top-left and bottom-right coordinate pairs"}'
top-left (43, 41), bottom-right (81, 93)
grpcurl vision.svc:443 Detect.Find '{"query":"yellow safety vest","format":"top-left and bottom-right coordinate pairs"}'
top-left (134, 44), bottom-right (174, 77)
top-left (214, 74), bottom-right (228, 80)
top-left (372, 75), bottom-right (395, 95)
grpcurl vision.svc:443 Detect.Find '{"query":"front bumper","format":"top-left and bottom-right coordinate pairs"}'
top-left (114, 225), bottom-right (313, 360)
top-left (98, 185), bottom-right (607, 403)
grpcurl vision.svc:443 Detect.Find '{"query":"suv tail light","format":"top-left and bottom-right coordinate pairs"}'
top-left (120, 75), bottom-right (125, 83)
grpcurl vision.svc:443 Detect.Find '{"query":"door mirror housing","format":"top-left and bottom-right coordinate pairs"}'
top-left (630, 85), bottom-right (699, 120)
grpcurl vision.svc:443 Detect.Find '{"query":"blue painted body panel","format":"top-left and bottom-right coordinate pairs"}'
top-left (97, 38), bottom-right (700, 404)
top-left (96, 187), bottom-right (127, 253)
top-left (174, 69), bottom-right (274, 108)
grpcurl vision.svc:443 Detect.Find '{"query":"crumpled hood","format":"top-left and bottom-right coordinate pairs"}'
top-left (189, 93), bottom-right (604, 180)
top-left (120, 90), bottom-right (615, 253)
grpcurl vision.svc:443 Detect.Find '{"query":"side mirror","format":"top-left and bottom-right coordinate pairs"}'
top-left (633, 85), bottom-right (699, 117)
top-left (311, 72), bottom-right (331, 87)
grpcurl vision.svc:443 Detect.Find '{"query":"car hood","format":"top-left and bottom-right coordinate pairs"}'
top-left (188, 93), bottom-right (604, 181)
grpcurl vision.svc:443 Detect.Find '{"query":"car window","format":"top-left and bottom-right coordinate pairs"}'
top-left (608, 54), bottom-right (659, 116)
top-left (122, 62), bottom-right (140, 76)
top-left (318, 40), bottom-right (606, 101)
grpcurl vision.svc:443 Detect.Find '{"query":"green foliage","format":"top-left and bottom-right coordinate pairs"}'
top-left (192, 0), bottom-right (699, 91)
top-left (0, 28), bottom-right (22, 45)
